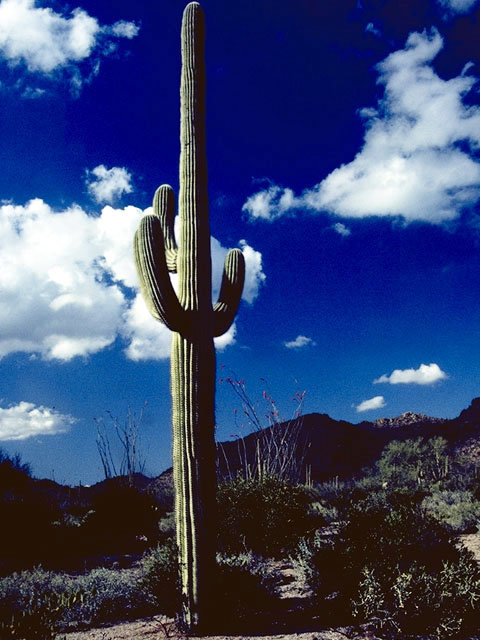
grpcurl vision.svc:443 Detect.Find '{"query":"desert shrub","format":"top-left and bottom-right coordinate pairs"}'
top-left (140, 538), bottom-right (179, 615)
top-left (375, 437), bottom-right (450, 490)
top-left (0, 494), bottom-right (63, 573)
top-left (309, 478), bottom-right (355, 521)
top-left (296, 490), bottom-right (480, 636)
top-left (353, 550), bottom-right (480, 638)
top-left (423, 489), bottom-right (480, 533)
top-left (217, 474), bottom-right (314, 556)
top-left (336, 492), bottom-right (459, 594)
top-left (308, 500), bottom-right (339, 524)
top-left (215, 552), bottom-right (277, 628)
top-left (0, 567), bottom-right (80, 639)
top-left (69, 567), bottom-right (149, 625)
top-left (0, 450), bottom-right (31, 491)
top-left (0, 452), bottom-right (58, 572)
top-left (0, 563), bottom-right (163, 636)
top-left (81, 481), bottom-right (160, 554)
top-left (158, 510), bottom-right (176, 541)
top-left (140, 540), bottom-right (277, 625)
top-left (292, 529), bottom-right (337, 598)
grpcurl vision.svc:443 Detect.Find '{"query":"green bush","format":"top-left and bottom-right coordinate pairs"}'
top-left (0, 449), bottom-right (31, 490)
top-left (139, 538), bottom-right (179, 615)
top-left (0, 567), bottom-right (79, 639)
top-left (297, 490), bottom-right (480, 636)
top-left (70, 567), bottom-right (148, 626)
top-left (157, 510), bottom-right (176, 541)
top-left (217, 474), bottom-right (315, 556)
top-left (215, 552), bottom-right (277, 628)
top-left (0, 493), bottom-right (63, 572)
top-left (0, 546), bottom-right (275, 635)
top-left (353, 550), bottom-right (480, 638)
top-left (422, 489), bottom-right (480, 533)
top-left (82, 482), bottom-right (160, 554)
top-left (0, 563), bottom-right (159, 636)
top-left (375, 437), bottom-right (450, 490)
top-left (140, 540), bottom-right (278, 626)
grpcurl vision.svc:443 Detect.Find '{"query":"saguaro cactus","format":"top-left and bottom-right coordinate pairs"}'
top-left (133, 2), bottom-right (245, 631)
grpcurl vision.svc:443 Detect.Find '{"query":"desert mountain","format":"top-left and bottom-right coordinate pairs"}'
top-left (214, 397), bottom-right (480, 483)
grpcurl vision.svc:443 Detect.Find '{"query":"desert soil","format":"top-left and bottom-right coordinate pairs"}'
top-left (59, 534), bottom-right (480, 640)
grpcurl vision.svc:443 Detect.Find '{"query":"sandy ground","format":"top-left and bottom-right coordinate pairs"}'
top-left (460, 532), bottom-right (480, 562)
top-left (59, 619), bottom-right (364, 640)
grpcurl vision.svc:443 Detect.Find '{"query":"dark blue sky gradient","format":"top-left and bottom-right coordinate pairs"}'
top-left (0, 0), bottom-right (479, 484)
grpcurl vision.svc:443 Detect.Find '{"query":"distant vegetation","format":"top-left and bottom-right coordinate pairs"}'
top-left (2, 405), bottom-right (480, 638)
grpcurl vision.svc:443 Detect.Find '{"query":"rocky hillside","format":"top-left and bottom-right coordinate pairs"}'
top-left (215, 397), bottom-right (480, 483)
top-left (372, 411), bottom-right (445, 429)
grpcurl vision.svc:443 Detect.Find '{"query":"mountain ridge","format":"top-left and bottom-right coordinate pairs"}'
top-left (12, 397), bottom-right (480, 492)
top-left (214, 397), bottom-right (480, 483)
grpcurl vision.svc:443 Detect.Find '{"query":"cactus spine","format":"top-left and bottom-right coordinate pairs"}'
top-left (133, 2), bottom-right (245, 631)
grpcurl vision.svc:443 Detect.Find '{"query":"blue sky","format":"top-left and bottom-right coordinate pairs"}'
top-left (0, 0), bottom-right (479, 485)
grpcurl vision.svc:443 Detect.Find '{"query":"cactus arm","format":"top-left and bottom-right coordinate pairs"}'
top-left (133, 215), bottom-right (187, 333)
top-left (213, 248), bottom-right (245, 337)
top-left (153, 184), bottom-right (178, 273)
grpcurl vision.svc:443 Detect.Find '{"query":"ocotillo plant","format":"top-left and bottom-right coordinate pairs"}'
top-left (133, 2), bottom-right (245, 631)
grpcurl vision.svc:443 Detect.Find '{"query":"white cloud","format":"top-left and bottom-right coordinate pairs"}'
top-left (242, 185), bottom-right (299, 222)
top-left (0, 196), bottom-right (266, 362)
top-left (243, 29), bottom-right (480, 225)
top-left (437, 0), bottom-right (479, 14)
top-left (284, 335), bottom-right (316, 349)
top-left (374, 362), bottom-right (448, 385)
top-left (356, 396), bottom-right (386, 413)
top-left (122, 293), bottom-right (172, 362)
top-left (109, 20), bottom-right (139, 39)
top-left (0, 198), bottom-right (140, 360)
top-left (238, 240), bottom-right (266, 304)
top-left (0, 401), bottom-right (76, 441)
top-left (0, 0), bottom-right (139, 94)
top-left (86, 165), bottom-right (133, 204)
top-left (332, 222), bottom-right (351, 236)
top-left (214, 323), bottom-right (237, 351)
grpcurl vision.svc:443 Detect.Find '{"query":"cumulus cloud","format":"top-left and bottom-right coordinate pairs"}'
top-left (0, 401), bottom-right (76, 440)
top-left (243, 29), bottom-right (480, 225)
top-left (437, 0), bottom-right (479, 14)
top-left (0, 0), bottom-right (139, 94)
top-left (109, 20), bottom-right (139, 39)
top-left (238, 240), bottom-right (266, 303)
top-left (86, 165), bottom-right (133, 204)
top-left (0, 198), bottom-right (139, 360)
top-left (374, 362), bottom-right (448, 385)
top-left (214, 324), bottom-right (237, 351)
top-left (121, 293), bottom-right (172, 362)
top-left (283, 335), bottom-right (316, 349)
top-left (356, 396), bottom-right (386, 413)
top-left (242, 185), bottom-right (298, 222)
top-left (0, 197), bottom-right (265, 362)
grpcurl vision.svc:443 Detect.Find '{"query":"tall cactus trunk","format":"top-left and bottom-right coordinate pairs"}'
top-left (173, 5), bottom-right (215, 629)
top-left (133, 2), bottom-right (245, 632)
top-left (172, 334), bottom-right (216, 629)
